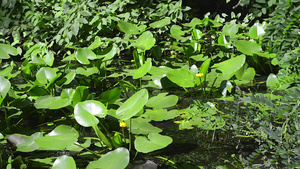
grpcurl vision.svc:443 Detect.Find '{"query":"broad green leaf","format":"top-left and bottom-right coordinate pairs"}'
top-left (35, 125), bottom-right (78, 150)
top-left (86, 147), bottom-right (129, 169)
top-left (133, 58), bottom-right (152, 79)
top-left (0, 47), bottom-right (10, 59)
top-left (36, 67), bottom-right (57, 85)
top-left (134, 31), bottom-right (156, 50)
top-left (98, 45), bottom-right (117, 61)
top-left (8, 132), bottom-right (42, 152)
top-left (235, 63), bottom-right (256, 81)
top-left (76, 48), bottom-right (97, 64)
top-left (52, 155), bottom-right (76, 169)
top-left (134, 133), bottom-right (173, 153)
top-left (212, 55), bottom-right (245, 80)
top-left (146, 93), bottom-right (178, 109)
top-left (249, 22), bottom-right (266, 39)
top-left (182, 18), bottom-right (202, 27)
top-left (142, 109), bottom-right (179, 121)
top-left (166, 68), bottom-right (195, 88)
top-left (88, 37), bottom-right (103, 49)
top-left (74, 100), bottom-right (107, 127)
top-left (170, 25), bottom-right (185, 37)
top-left (0, 43), bottom-right (18, 56)
top-left (76, 67), bottom-right (98, 76)
top-left (148, 66), bottom-right (172, 77)
top-left (118, 20), bottom-right (139, 35)
top-left (62, 70), bottom-right (76, 85)
top-left (72, 86), bottom-right (89, 106)
top-left (0, 133), bottom-right (3, 139)
top-left (218, 35), bottom-right (231, 48)
top-left (126, 118), bottom-right (162, 135)
top-left (0, 76), bottom-right (11, 98)
top-left (266, 73), bottom-right (280, 90)
top-left (61, 89), bottom-right (75, 99)
top-left (98, 87), bottom-right (123, 105)
top-left (66, 138), bottom-right (91, 152)
top-left (222, 22), bottom-right (238, 36)
top-left (220, 80), bottom-right (233, 96)
top-left (34, 95), bottom-right (71, 109)
top-left (116, 89), bottom-right (148, 120)
top-left (149, 17), bottom-right (171, 28)
top-left (235, 40), bottom-right (262, 56)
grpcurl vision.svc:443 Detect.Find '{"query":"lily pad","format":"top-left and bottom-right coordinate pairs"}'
top-left (166, 68), bottom-right (195, 88)
top-left (134, 133), bottom-right (173, 153)
top-left (146, 92), bottom-right (178, 109)
top-left (118, 20), bottom-right (139, 35)
top-left (52, 155), bottom-right (76, 169)
top-left (133, 58), bottom-right (152, 79)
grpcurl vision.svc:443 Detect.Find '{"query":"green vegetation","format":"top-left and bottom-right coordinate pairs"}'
top-left (0, 0), bottom-right (299, 168)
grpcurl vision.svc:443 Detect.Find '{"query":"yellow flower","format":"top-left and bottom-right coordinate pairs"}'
top-left (196, 73), bottom-right (204, 78)
top-left (119, 121), bottom-right (127, 128)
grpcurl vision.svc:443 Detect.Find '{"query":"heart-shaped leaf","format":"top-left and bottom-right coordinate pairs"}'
top-left (118, 20), bottom-right (139, 35)
top-left (146, 93), bottom-right (178, 109)
top-left (266, 73), bottom-right (280, 90)
top-left (52, 155), bottom-right (76, 169)
top-left (98, 87), bottom-right (123, 105)
top-left (135, 133), bottom-right (173, 153)
top-left (98, 45), bottom-right (117, 61)
top-left (235, 40), bottom-right (262, 56)
top-left (133, 58), bottom-right (152, 79)
top-left (142, 109), bottom-right (179, 121)
top-left (75, 48), bottom-right (97, 64)
top-left (8, 132), bottom-right (42, 152)
top-left (126, 118), bottom-right (162, 135)
top-left (235, 63), bottom-right (256, 81)
top-left (222, 22), bottom-right (239, 36)
top-left (36, 67), bottom-right (57, 85)
top-left (34, 95), bottom-right (71, 109)
top-left (86, 147), bottom-right (129, 169)
top-left (35, 125), bottom-right (78, 150)
top-left (249, 22), bottom-right (266, 39)
top-left (116, 89), bottom-right (148, 120)
top-left (74, 100), bottom-right (107, 127)
top-left (0, 43), bottom-right (18, 59)
top-left (166, 68), bottom-right (195, 88)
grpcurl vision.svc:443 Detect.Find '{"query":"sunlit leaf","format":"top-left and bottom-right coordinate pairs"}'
top-left (74, 100), bottom-right (107, 127)
top-left (235, 40), bottom-right (262, 56)
top-left (235, 63), bottom-right (256, 81)
top-left (135, 133), bottom-right (172, 153)
top-left (149, 17), bottom-right (171, 28)
top-left (86, 147), bottom-right (129, 169)
top-left (166, 68), bottom-right (195, 88)
top-left (133, 58), bottom-right (152, 79)
top-left (134, 31), bottom-right (156, 50)
top-left (34, 95), bottom-right (71, 109)
top-left (118, 20), bottom-right (139, 35)
top-left (146, 93), bottom-right (178, 109)
top-left (126, 117), bottom-right (162, 135)
top-left (266, 73), bottom-right (280, 90)
top-left (36, 67), bottom-right (57, 85)
top-left (212, 55), bottom-right (245, 80)
top-left (8, 132), bottom-right (42, 152)
top-left (249, 22), bottom-right (266, 39)
top-left (116, 89), bottom-right (148, 120)
top-left (0, 76), bottom-right (11, 98)
top-left (52, 155), bottom-right (76, 169)
top-left (98, 87), bottom-right (123, 105)
top-left (222, 22), bottom-right (238, 36)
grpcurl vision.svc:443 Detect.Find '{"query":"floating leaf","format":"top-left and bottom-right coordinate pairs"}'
top-left (135, 133), bottom-right (172, 153)
top-left (36, 67), bottom-right (57, 85)
top-left (98, 45), bottom-right (117, 61)
top-left (222, 22), bottom-right (238, 36)
top-left (134, 31), bottom-right (156, 50)
top-left (52, 155), bottom-right (76, 169)
top-left (249, 22), bottom-right (266, 39)
top-left (146, 93), bottom-right (178, 109)
top-left (235, 63), bottom-right (256, 81)
top-left (0, 43), bottom-right (18, 59)
top-left (166, 68), bottom-right (195, 88)
top-left (235, 40), bottom-right (262, 56)
top-left (133, 58), bottom-right (152, 79)
top-left (118, 20), bottom-right (139, 35)
top-left (142, 109), bottom-right (179, 121)
top-left (87, 148), bottom-right (129, 169)
top-left (74, 100), bottom-right (107, 127)
top-left (116, 89), bottom-right (148, 120)
top-left (98, 87), bottom-right (123, 105)
top-left (8, 132), bottom-right (42, 152)
top-left (35, 125), bottom-right (78, 150)
top-left (34, 95), bottom-right (71, 109)
top-left (76, 48), bottom-right (97, 64)
top-left (127, 118), bottom-right (162, 135)
top-left (88, 37), bottom-right (103, 49)
top-left (149, 17), bottom-right (171, 28)
top-left (266, 73), bottom-right (280, 90)
top-left (212, 55), bottom-right (245, 80)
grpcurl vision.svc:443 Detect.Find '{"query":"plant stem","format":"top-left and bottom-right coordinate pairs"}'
top-left (92, 125), bottom-right (113, 149)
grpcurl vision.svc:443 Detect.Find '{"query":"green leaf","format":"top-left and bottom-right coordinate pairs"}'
top-left (0, 43), bottom-right (18, 56)
top-left (222, 22), bottom-right (238, 36)
top-left (149, 17), bottom-right (171, 28)
top-left (62, 70), bottom-right (76, 85)
top-left (76, 48), bottom-right (97, 64)
top-left (8, 132), bottom-right (42, 152)
top-left (88, 37), bottom-right (103, 50)
top-left (52, 155), bottom-right (76, 169)
top-left (116, 89), bottom-right (148, 120)
top-left (35, 125), bottom-right (78, 150)
top-left (198, 58), bottom-right (211, 83)
top-left (134, 133), bottom-right (173, 153)
top-left (146, 93), bottom-right (178, 109)
top-left (126, 118), bottom-right (162, 135)
top-left (220, 80), bottom-right (233, 96)
top-left (170, 25), bottom-right (185, 37)
top-left (249, 22), bottom-right (266, 39)
top-left (0, 76), bottom-right (11, 98)
top-left (98, 87), bottom-right (123, 105)
top-left (98, 45), bottom-right (117, 61)
top-left (166, 68), bottom-right (195, 88)
top-left (235, 40), bottom-right (262, 56)
top-left (72, 86), bottom-right (89, 106)
top-left (142, 109), bottom-right (179, 121)
top-left (212, 55), bottom-right (245, 80)
top-left (76, 67), bottom-right (98, 76)
top-left (133, 58), bottom-right (152, 79)
top-left (36, 67), bottom-right (57, 85)
top-left (74, 100), bottom-right (107, 127)
top-left (266, 73), bottom-right (280, 90)
top-left (86, 147), bottom-right (129, 169)
top-left (218, 35), bottom-right (231, 48)
top-left (34, 95), bottom-right (71, 109)
top-left (71, 23), bottom-right (79, 36)
top-left (235, 63), bottom-right (256, 81)
top-left (134, 31), bottom-right (156, 50)
top-left (118, 20), bottom-right (139, 35)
